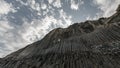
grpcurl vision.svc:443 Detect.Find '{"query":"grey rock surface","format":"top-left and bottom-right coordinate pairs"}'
top-left (0, 5), bottom-right (120, 68)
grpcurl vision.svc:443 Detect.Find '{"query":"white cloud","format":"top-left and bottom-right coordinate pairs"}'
top-left (59, 9), bottom-right (72, 25)
top-left (86, 15), bottom-right (91, 20)
top-left (21, 14), bottom-right (72, 43)
top-left (0, 29), bottom-right (28, 57)
top-left (86, 12), bottom-right (102, 20)
top-left (27, 0), bottom-right (40, 11)
top-left (53, 0), bottom-right (62, 8)
top-left (71, 0), bottom-right (79, 10)
top-left (0, 21), bottom-right (13, 32)
top-left (41, 3), bottom-right (47, 10)
top-left (16, 0), bottom-right (28, 6)
top-left (93, 0), bottom-right (120, 17)
top-left (0, 20), bottom-right (25, 57)
top-left (14, 7), bottom-right (73, 44)
top-left (71, 0), bottom-right (84, 10)
top-left (48, 0), bottom-right (54, 4)
top-left (0, 0), bottom-right (16, 15)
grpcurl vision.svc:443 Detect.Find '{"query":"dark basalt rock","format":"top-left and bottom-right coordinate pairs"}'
top-left (0, 5), bottom-right (120, 68)
top-left (117, 5), bottom-right (120, 12)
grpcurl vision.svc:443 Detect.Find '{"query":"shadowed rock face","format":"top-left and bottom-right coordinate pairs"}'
top-left (0, 5), bottom-right (120, 68)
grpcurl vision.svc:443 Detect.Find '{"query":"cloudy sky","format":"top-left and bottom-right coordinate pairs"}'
top-left (0, 0), bottom-right (120, 57)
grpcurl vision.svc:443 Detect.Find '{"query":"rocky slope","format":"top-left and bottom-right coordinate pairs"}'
top-left (0, 5), bottom-right (120, 68)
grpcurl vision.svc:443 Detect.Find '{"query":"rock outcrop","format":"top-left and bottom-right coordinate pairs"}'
top-left (0, 5), bottom-right (120, 68)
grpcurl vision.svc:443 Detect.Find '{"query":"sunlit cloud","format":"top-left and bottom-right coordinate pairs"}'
top-left (93, 0), bottom-right (120, 17)
top-left (70, 0), bottom-right (84, 10)
top-left (0, 0), bottom-right (16, 15)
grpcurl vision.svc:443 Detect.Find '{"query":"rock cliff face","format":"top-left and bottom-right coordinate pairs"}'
top-left (0, 5), bottom-right (120, 68)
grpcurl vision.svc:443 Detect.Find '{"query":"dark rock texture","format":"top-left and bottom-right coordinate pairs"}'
top-left (0, 5), bottom-right (120, 68)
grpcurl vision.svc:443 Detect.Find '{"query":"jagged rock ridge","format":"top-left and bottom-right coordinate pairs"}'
top-left (0, 5), bottom-right (120, 68)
